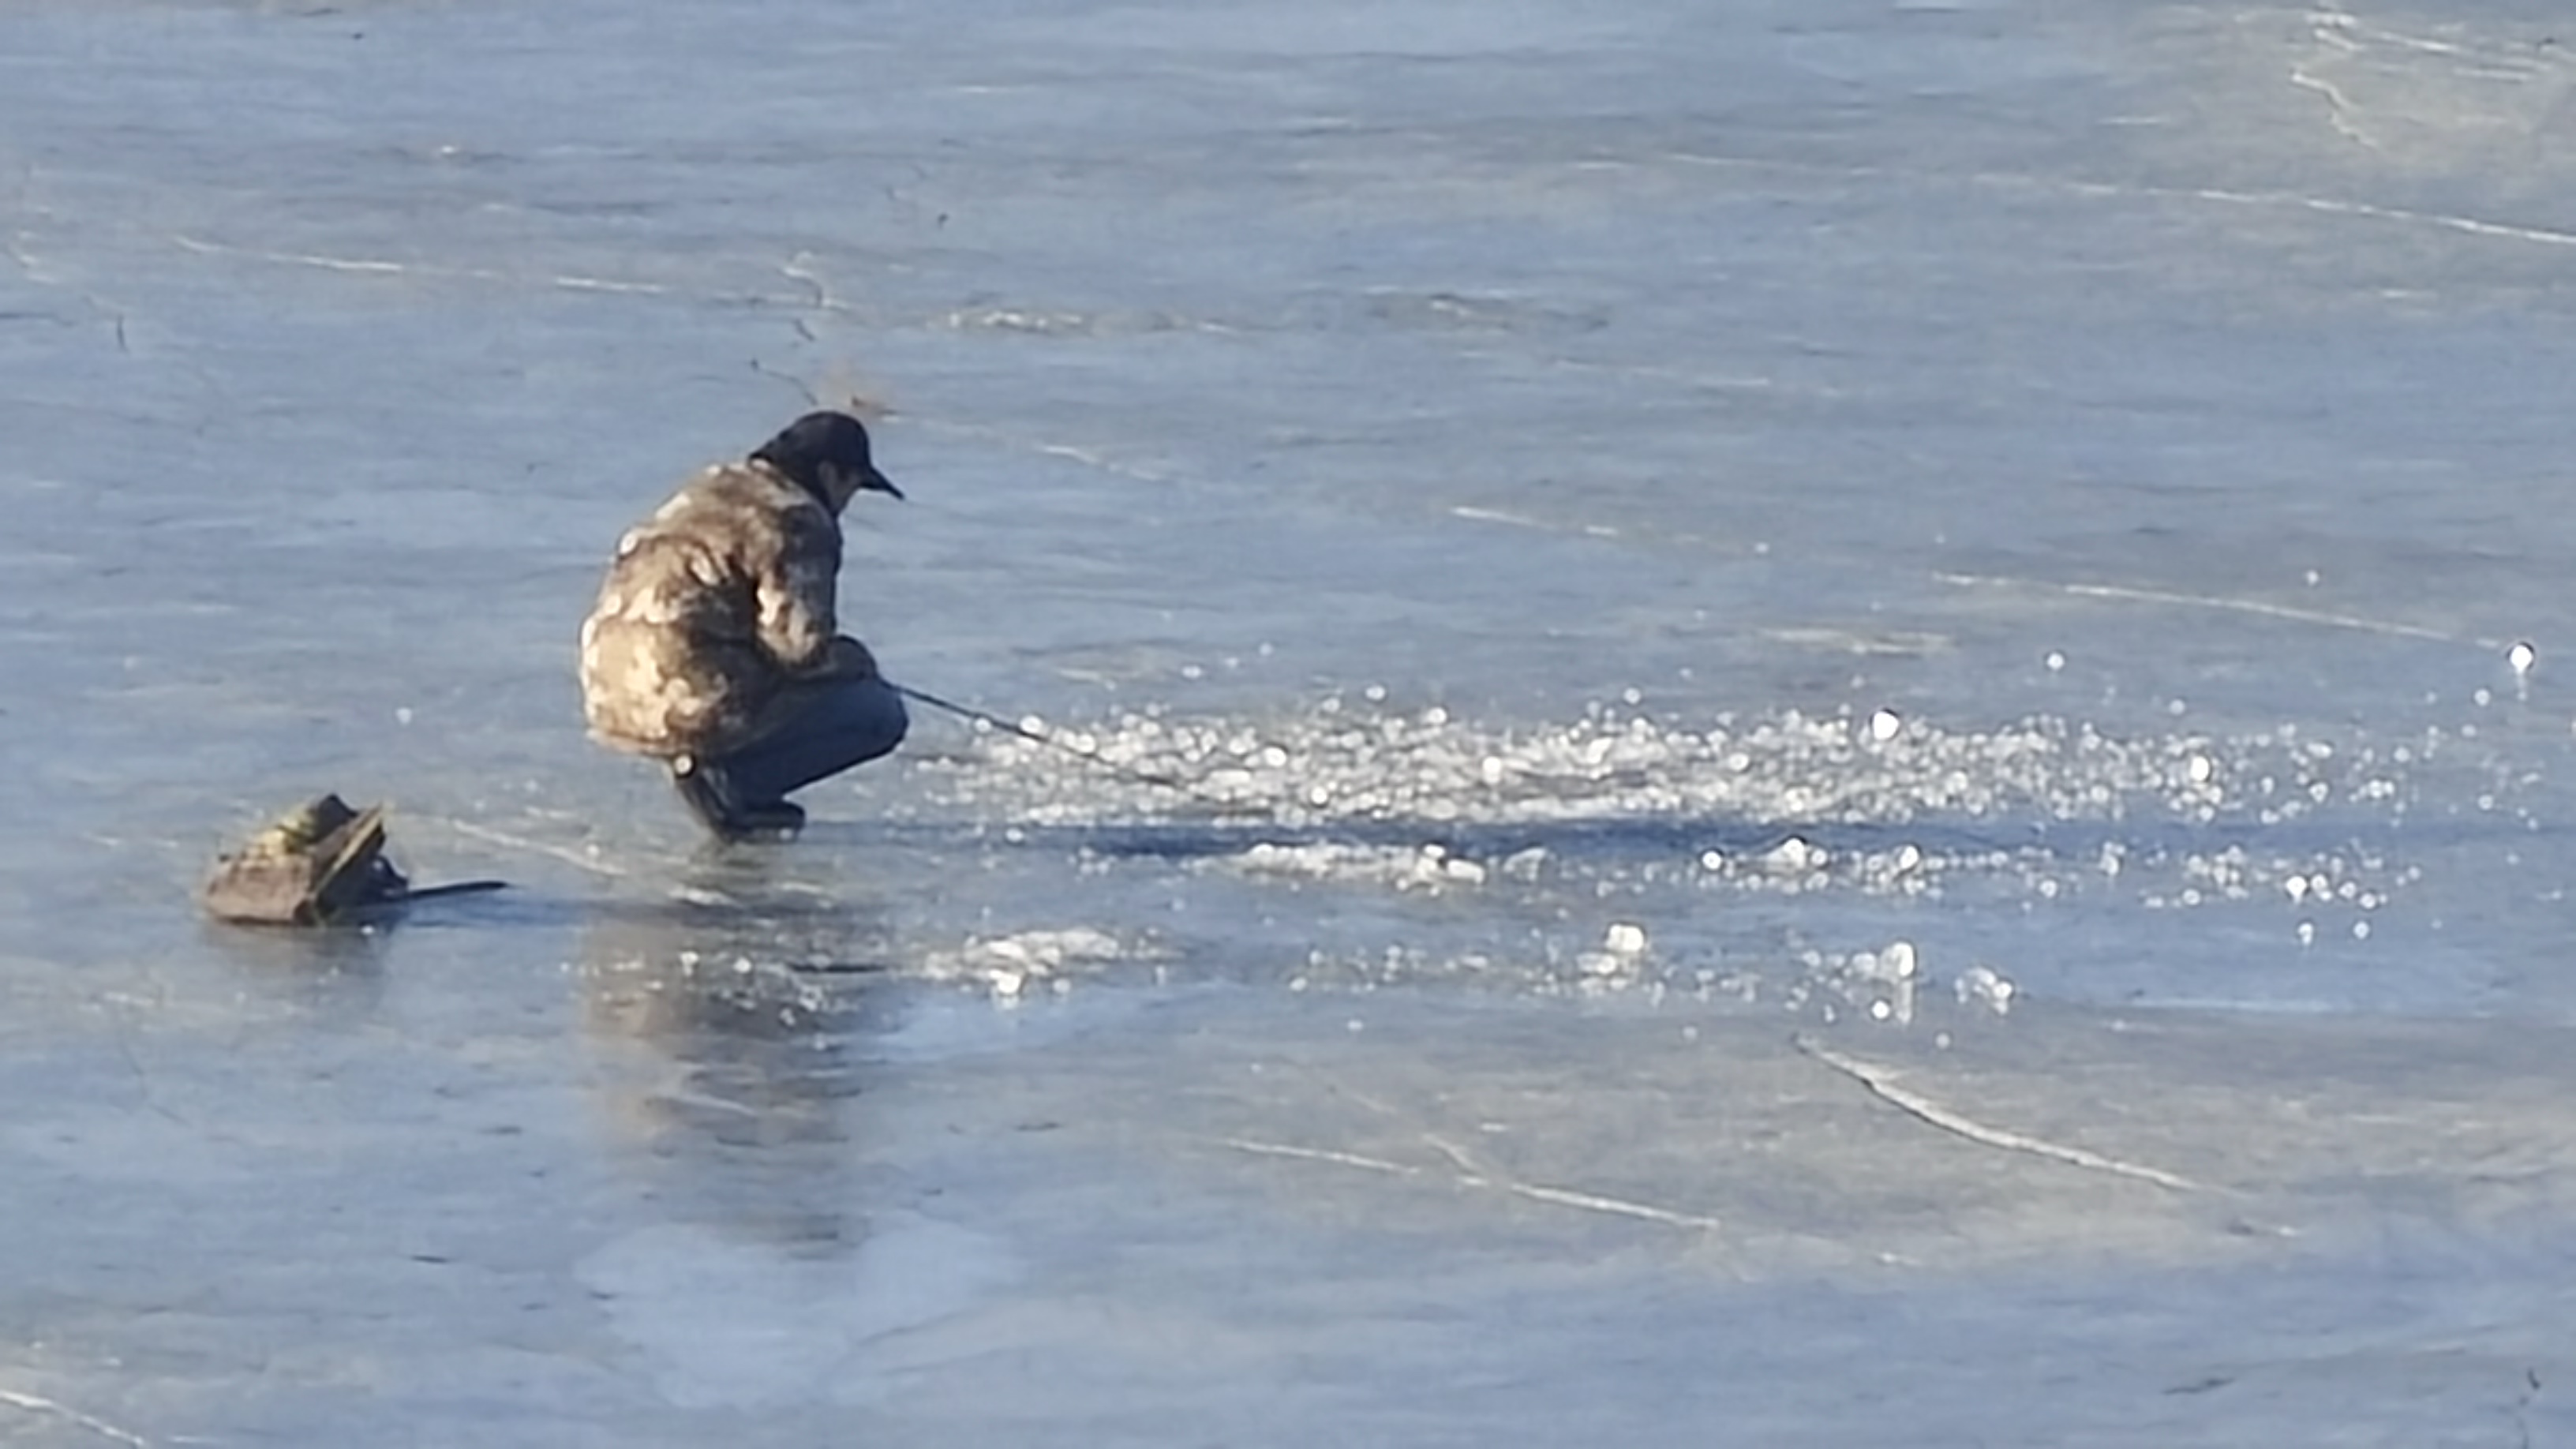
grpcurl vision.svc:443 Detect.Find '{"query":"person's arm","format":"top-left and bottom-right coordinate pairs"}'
top-left (753, 509), bottom-right (841, 675)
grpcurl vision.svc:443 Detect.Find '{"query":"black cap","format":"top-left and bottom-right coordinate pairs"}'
top-left (751, 410), bottom-right (901, 503)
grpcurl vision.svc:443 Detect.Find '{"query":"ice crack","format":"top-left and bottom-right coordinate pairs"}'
top-left (1796, 1036), bottom-right (2207, 1193)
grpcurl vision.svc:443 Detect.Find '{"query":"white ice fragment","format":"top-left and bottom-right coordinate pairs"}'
top-left (2352, 919), bottom-right (2372, 941)
top-left (2304, 568), bottom-right (2321, 586)
top-left (2044, 650), bottom-right (2066, 672)
top-left (2188, 754), bottom-right (2214, 785)
top-left (1894, 844), bottom-right (1923, 874)
top-left (1867, 708), bottom-right (1903, 743)
top-left (1882, 940), bottom-right (1918, 979)
top-left (1017, 714), bottom-right (1046, 735)
top-left (2297, 920), bottom-right (2316, 946)
top-left (990, 969), bottom-right (1025, 1000)
top-left (2285, 876), bottom-right (2309, 904)
top-left (1764, 837), bottom-right (1822, 872)
top-left (395, 706), bottom-right (414, 725)
top-left (1577, 951), bottom-right (1624, 977)
top-left (1480, 756), bottom-right (1507, 786)
top-left (1954, 965), bottom-right (2014, 1013)
top-left (2509, 641), bottom-right (2537, 676)
top-left (1604, 922), bottom-right (1649, 956)
top-left (2474, 687), bottom-right (2493, 708)
top-left (2167, 698), bottom-right (2188, 717)
top-left (1698, 848), bottom-right (1726, 872)
top-left (1363, 683), bottom-right (1387, 702)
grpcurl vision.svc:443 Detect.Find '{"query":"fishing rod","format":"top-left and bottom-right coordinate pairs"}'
top-left (891, 681), bottom-right (1267, 816)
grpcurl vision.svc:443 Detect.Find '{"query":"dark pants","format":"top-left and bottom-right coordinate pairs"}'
top-left (694, 673), bottom-right (909, 808)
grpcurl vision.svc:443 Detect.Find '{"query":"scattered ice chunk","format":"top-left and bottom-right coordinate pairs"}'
top-left (1603, 922), bottom-right (1648, 956)
top-left (1764, 837), bottom-right (1823, 872)
top-left (2297, 920), bottom-right (2316, 946)
top-left (1953, 965), bottom-right (2014, 1014)
top-left (2045, 650), bottom-right (2066, 672)
top-left (921, 927), bottom-right (1129, 998)
top-left (2509, 641), bottom-right (2537, 676)
top-left (1868, 708), bottom-right (1903, 743)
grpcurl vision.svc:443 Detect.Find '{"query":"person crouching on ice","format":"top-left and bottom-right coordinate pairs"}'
top-left (578, 411), bottom-right (908, 841)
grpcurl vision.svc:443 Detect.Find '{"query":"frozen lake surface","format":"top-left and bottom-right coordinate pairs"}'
top-left (6, 0), bottom-right (2576, 1441)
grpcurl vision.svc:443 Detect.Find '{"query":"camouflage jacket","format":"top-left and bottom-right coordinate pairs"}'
top-left (578, 460), bottom-right (846, 758)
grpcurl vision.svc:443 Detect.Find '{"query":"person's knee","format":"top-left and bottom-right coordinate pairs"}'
top-left (865, 680), bottom-right (909, 759)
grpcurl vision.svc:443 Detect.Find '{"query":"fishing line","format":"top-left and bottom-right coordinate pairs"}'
top-left (891, 681), bottom-right (1267, 816)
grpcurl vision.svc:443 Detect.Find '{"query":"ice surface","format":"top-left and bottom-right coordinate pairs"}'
top-left (7, 0), bottom-right (2576, 1442)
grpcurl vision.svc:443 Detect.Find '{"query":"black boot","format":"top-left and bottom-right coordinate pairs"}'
top-left (670, 756), bottom-right (805, 842)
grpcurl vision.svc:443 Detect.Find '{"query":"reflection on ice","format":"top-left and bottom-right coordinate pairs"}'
top-left (581, 1215), bottom-right (1018, 1411)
